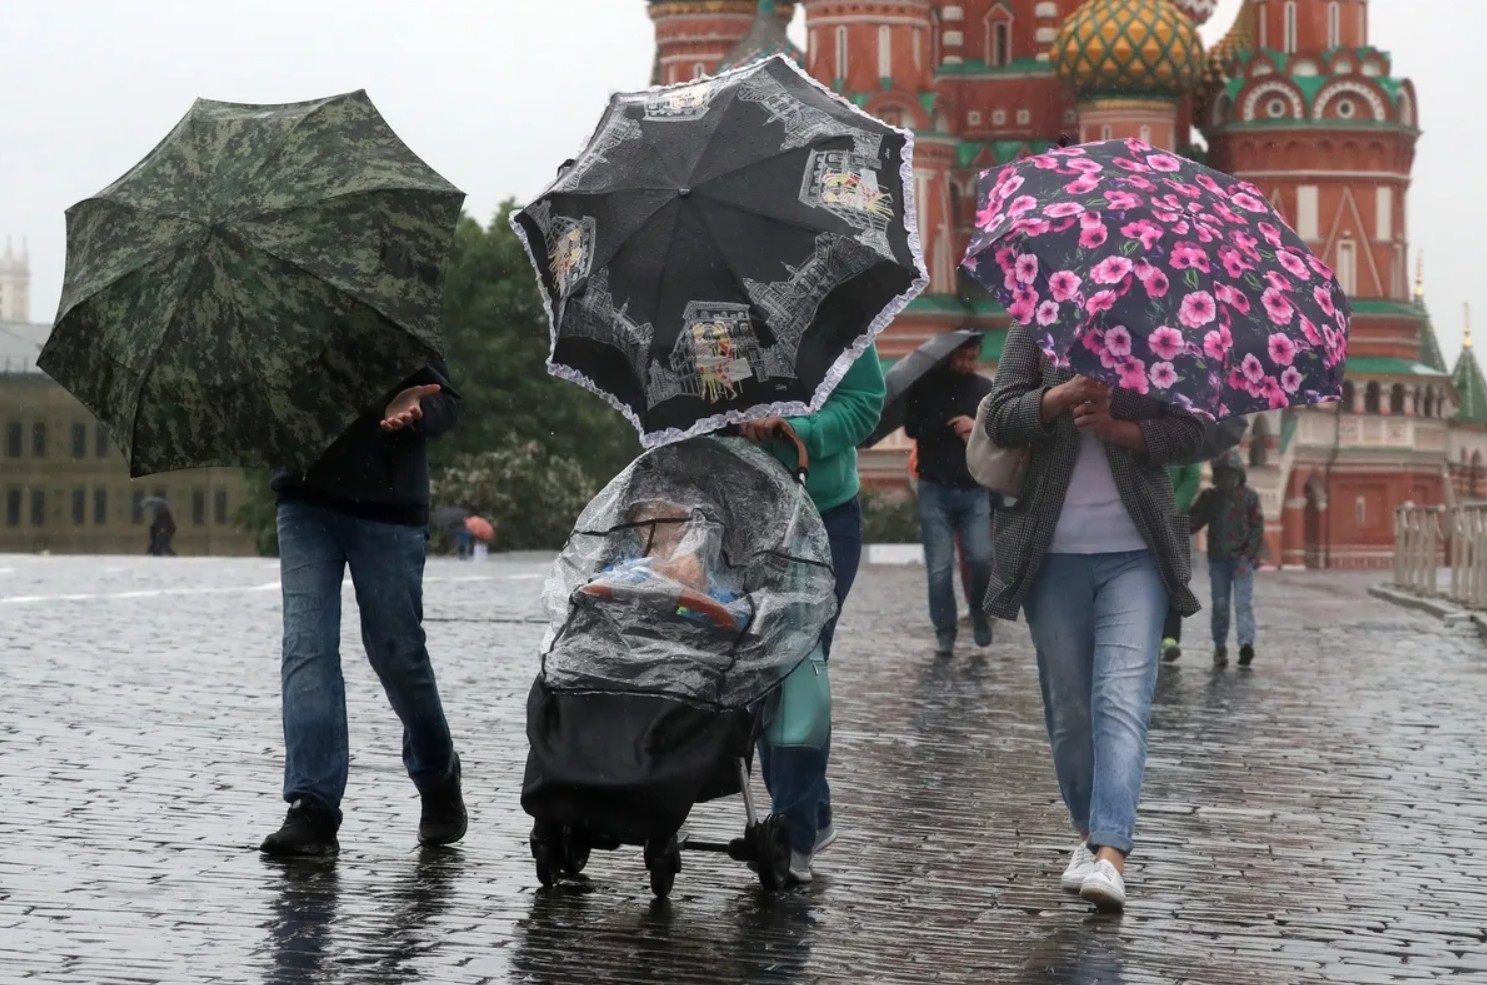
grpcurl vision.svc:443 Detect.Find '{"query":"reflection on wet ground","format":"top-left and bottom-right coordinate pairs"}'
top-left (2, 556), bottom-right (1486, 983)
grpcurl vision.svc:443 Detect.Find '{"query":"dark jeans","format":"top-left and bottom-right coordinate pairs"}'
top-left (917, 481), bottom-right (993, 636)
top-left (1163, 606), bottom-right (1183, 644)
top-left (276, 502), bottom-right (456, 822)
top-left (758, 496), bottom-right (863, 854)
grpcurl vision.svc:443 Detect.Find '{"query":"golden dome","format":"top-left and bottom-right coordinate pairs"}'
top-left (1202, 0), bottom-right (1256, 90)
top-left (1052, 0), bottom-right (1205, 100)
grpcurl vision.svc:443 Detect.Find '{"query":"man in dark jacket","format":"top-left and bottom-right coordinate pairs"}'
top-left (1190, 451), bottom-right (1264, 669)
top-left (904, 337), bottom-right (994, 656)
top-left (260, 362), bottom-right (467, 857)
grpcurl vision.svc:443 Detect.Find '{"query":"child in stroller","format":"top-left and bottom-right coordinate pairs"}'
top-left (521, 436), bottom-right (837, 897)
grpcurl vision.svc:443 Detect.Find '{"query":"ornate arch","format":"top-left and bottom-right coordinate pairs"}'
top-left (1241, 79), bottom-right (1306, 122)
top-left (1313, 79), bottom-right (1389, 122)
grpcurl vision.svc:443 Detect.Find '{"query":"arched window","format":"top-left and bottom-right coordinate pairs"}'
top-left (1138, 124), bottom-right (1152, 144)
top-left (1100, 124), bottom-right (1113, 140)
top-left (1328, 2), bottom-right (1341, 48)
top-left (836, 26), bottom-right (849, 80)
top-left (1473, 451), bottom-right (1484, 498)
top-left (1412, 388), bottom-right (1422, 416)
top-left (1364, 381), bottom-right (1382, 413)
top-left (1284, 2), bottom-right (1299, 54)
top-left (692, 62), bottom-right (707, 80)
top-left (1423, 388), bottom-right (1436, 418)
top-left (1342, 380), bottom-right (1356, 412)
top-left (992, 21), bottom-right (1012, 67)
top-left (1389, 383), bottom-right (1406, 415)
top-left (879, 25), bottom-right (893, 80)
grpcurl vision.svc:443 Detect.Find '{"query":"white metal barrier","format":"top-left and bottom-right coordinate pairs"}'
top-left (1394, 503), bottom-right (1487, 608)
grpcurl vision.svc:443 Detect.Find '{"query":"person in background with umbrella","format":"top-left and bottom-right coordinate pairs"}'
top-left (740, 344), bottom-right (885, 884)
top-left (903, 335), bottom-right (995, 656)
top-left (260, 364), bottom-right (468, 858)
top-left (145, 499), bottom-right (177, 557)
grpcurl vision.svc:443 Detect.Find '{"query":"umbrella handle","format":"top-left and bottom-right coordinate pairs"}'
top-left (773, 422), bottom-right (809, 485)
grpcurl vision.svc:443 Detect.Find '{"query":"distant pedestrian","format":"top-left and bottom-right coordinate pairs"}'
top-left (1189, 451), bottom-right (1264, 668)
top-left (983, 324), bottom-right (1204, 911)
top-left (1161, 462), bottom-right (1201, 662)
top-left (147, 510), bottom-right (177, 557)
top-left (260, 363), bottom-right (467, 858)
top-left (904, 337), bottom-right (994, 656)
top-left (454, 525), bottom-right (475, 560)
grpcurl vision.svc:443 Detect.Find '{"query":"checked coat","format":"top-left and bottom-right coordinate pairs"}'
top-left (982, 324), bottom-right (1207, 622)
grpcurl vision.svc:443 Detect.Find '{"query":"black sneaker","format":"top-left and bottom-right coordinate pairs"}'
top-left (419, 755), bottom-right (468, 847)
top-left (1238, 644), bottom-right (1255, 667)
top-left (260, 800), bottom-right (340, 857)
top-left (1213, 647), bottom-right (1229, 669)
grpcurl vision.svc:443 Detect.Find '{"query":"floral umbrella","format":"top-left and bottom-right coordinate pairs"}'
top-left (961, 138), bottom-right (1349, 418)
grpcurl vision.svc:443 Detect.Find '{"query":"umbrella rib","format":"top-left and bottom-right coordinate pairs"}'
top-left (56, 200), bottom-right (207, 321)
top-left (226, 184), bottom-right (464, 224)
top-left (127, 247), bottom-right (212, 478)
top-left (216, 227), bottom-right (441, 358)
top-left (692, 188), bottom-right (845, 243)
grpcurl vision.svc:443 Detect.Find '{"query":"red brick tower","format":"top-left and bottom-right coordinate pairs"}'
top-left (648, 1), bottom-right (796, 85)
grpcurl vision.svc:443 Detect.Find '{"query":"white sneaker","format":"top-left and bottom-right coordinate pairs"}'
top-left (1060, 841), bottom-right (1095, 893)
top-left (1079, 859), bottom-right (1127, 911)
top-left (812, 822), bottom-right (837, 855)
top-left (787, 849), bottom-right (814, 884)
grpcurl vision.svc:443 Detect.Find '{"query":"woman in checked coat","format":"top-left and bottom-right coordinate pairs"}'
top-left (982, 323), bottom-right (1205, 911)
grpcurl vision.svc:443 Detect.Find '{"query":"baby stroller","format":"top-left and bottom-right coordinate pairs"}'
top-left (522, 432), bottom-right (837, 897)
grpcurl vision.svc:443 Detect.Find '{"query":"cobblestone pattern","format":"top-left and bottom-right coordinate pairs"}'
top-left (2, 555), bottom-right (1485, 983)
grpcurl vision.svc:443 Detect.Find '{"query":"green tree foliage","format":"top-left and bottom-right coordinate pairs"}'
top-left (861, 488), bottom-right (922, 544)
top-left (235, 203), bottom-right (640, 555)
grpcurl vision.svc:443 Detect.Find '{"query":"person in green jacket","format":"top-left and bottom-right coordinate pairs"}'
top-left (1161, 462), bottom-right (1202, 662)
top-left (740, 345), bottom-right (884, 884)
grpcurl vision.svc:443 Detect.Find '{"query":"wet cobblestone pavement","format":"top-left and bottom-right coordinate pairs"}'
top-left (3, 555), bottom-right (1486, 983)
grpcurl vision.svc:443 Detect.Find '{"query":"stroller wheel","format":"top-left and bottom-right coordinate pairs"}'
top-left (561, 839), bottom-right (591, 876)
top-left (644, 836), bottom-right (681, 899)
top-left (532, 840), bottom-right (559, 888)
top-left (753, 816), bottom-right (792, 892)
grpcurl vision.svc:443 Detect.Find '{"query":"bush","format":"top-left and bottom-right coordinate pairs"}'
top-left (861, 488), bottom-right (921, 544)
top-left (432, 442), bottom-right (602, 552)
top-left (233, 470), bottom-right (279, 557)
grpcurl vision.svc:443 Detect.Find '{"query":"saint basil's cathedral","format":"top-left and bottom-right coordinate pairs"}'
top-left (644, 0), bottom-right (1487, 569)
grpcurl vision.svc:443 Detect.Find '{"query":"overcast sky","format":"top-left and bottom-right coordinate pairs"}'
top-left (0, 2), bottom-right (1474, 359)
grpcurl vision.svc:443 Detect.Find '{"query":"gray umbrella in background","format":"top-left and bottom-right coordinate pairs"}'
top-left (861, 329), bottom-right (983, 448)
top-left (141, 496), bottom-right (171, 513)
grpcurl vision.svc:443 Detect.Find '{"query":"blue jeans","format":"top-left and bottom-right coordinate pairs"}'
top-left (758, 496), bottom-right (863, 855)
top-left (277, 502), bottom-right (456, 821)
top-left (917, 481), bottom-right (993, 636)
top-left (1209, 557), bottom-right (1256, 648)
top-left (1023, 551), bottom-right (1167, 855)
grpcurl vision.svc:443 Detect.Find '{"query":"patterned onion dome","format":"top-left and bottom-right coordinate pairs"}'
top-left (1052, 0), bottom-right (1205, 100)
top-left (1203, 0), bottom-right (1256, 89)
top-left (718, 1), bottom-right (803, 72)
top-left (1170, 0), bottom-right (1219, 25)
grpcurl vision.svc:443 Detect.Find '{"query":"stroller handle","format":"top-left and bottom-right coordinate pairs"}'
top-left (772, 422), bottom-right (809, 485)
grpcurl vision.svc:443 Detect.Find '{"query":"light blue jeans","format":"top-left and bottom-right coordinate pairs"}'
top-left (1209, 557), bottom-right (1256, 649)
top-left (277, 502), bottom-right (456, 821)
top-left (917, 481), bottom-right (994, 636)
top-left (1023, 550), bottom-right (1167, 855)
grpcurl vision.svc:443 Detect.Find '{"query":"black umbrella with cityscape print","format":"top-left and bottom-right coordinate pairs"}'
top-left (511, 54), bottom-right (928, 447)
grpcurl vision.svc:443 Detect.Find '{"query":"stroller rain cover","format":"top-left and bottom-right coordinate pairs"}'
top-left (540, 437), bottom-right (837, 710)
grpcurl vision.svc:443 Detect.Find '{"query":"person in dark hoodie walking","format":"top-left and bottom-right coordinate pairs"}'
top-left (903, 336), bottom-right (995, 656)
top-left (260, 363), bottom-right (467, 857)
top-left (1189, 451), bottom-right (1264, 668)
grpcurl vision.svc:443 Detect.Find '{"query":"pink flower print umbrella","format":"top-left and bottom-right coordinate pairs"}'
top-left (961, 138), bottom-right (1350, 419)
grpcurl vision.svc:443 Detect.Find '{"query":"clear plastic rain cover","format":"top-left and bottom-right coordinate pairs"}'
top-left (540, 437), bottom-right (837, 709)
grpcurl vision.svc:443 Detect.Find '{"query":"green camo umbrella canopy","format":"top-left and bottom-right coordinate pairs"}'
top-left (38, 89), bottom-right (464, 477)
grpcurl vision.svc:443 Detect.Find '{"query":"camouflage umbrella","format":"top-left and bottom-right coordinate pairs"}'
top-left (37, 89), bottom-right (464, 477)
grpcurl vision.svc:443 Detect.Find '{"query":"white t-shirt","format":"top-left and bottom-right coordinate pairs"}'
top-left (1047, 430), bottom-right (1148, 555)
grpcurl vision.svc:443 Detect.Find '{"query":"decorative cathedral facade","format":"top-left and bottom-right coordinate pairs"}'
top-left (642, 0), bottom-right (1481, 568)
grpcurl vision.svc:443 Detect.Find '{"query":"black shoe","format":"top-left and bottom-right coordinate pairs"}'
top-left (1213, 647), bottom-right (1229, 669)
top-left (419, 755), bottom-right (468, 847)
top-left (972, 616), bottom-right (994, 649)
top-left (935, 631), bottom-right (956, 658)
top-left (1162, 639), bottom-right (1182, 663)
top-left (260, 800), bottom-right (340, 857)
top-left (1238, 644), bottom-right (1255, 667)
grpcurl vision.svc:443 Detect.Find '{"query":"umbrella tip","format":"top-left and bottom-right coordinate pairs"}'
top-left (557, 158), bottom-right (576, 178)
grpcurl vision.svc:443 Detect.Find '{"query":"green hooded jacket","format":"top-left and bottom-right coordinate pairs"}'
top-left (773, 346), bottom-right (886, 512)
top-left (1169, 463), bottom-right (1202, 514)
